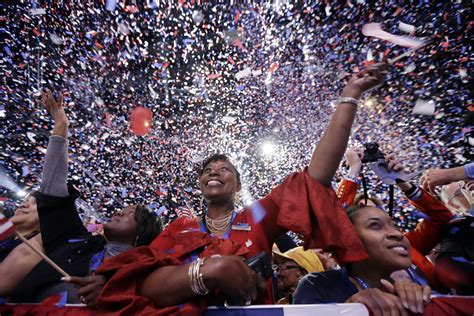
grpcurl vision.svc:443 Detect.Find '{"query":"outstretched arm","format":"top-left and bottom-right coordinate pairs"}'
top-left (308, 63), bottom-right (388, 186)
top-left (40, 89), bottom-right (69, 197)
top-left (420, 163), bottom-right (474, 195)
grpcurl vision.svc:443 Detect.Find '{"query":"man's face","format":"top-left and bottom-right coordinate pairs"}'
top-left (274, 258), bottom-right (305, 294)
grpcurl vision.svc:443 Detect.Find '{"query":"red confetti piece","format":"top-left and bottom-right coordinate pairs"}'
top-left (268, 62), bottom-right (279, 73)
top-left (207, 73), bottom-right (221, 79)
top-left (234, 10), bottom-right (241, 24)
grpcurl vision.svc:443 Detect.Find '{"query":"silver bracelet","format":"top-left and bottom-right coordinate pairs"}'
top-left (188, 258), bottom-right (210, 296)
top-left (338, 97), bottom-right (360, 106)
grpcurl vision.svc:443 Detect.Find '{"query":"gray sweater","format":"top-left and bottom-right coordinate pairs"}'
top-left (40, 135), bottom-right (69, 197)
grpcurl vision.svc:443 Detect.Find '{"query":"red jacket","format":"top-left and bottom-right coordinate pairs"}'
top-left (336, 178), bottom-right (452, 290)
top-left (94, 171), bottom-right (368, 315)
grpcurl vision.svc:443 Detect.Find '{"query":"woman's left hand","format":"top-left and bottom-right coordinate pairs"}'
top-left (381, 278), bottom-right (431, 314)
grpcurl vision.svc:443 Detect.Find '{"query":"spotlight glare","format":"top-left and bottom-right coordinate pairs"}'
top-left (16, 190), bottom-right (27, 197)
top-left (261, 142), bottom-right (275, 155)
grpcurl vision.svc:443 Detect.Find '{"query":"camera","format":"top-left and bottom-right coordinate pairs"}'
top-left (361, 142), bottom-right (420, 185)
top-left (246, 252), bottom-right (273, 280)
top-left (362, 143), bottom-right (385, 163)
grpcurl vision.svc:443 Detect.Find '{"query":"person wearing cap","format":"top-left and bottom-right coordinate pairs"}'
top-left (273, 246), bottom-right (324, 304)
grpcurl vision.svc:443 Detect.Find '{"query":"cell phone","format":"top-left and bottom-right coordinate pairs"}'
top-left (246, 252), bottom-right (273, 280)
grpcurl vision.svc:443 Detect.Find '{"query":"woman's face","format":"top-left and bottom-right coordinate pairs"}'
top-left (199, 160), bottom-right (241, 203)
top-left (104, 205), bottom-right (138, 245)
top-left (10, 195), bottom-right (40, 231)
top-left (352, 207), bottom-right (411, 272)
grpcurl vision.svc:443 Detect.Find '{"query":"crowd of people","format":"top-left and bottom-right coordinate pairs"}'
top-left (1, 1), bottom-right (473, 315)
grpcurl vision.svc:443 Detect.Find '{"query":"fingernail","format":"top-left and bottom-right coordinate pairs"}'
top-left (403, 303), bottom-right (409, 309)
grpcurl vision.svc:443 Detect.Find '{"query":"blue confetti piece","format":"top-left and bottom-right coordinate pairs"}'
top-left (165, 248), bottom-right (176, 254)
top-left (106, 0), bottom-right (117, 12)
top-left (412, 210), bottom-right (429, 220)
top-left (155, 205), bottom-right (166, 215)
top-left (57, 291), bottom-right (68, 307)
top-left (236, 85), bottom-right (245, 91)
top-left (250, 201), bottom-right (266, 223)
top-left (182, 39), bottom-right (195, 46)
top-left (21, 165), bottom-right (30, 177)
top-left (451, 256), bottom-right (469, 263)
top-left (4, 46), bottom-right (12, 57)
top-left (450, 227), bottom-right (460, 235)
top-left (148, 202), bottom-right (159, 209)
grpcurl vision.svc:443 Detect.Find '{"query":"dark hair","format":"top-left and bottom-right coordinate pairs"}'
top-left (134, 204), bottom-right (163, 246)
top-left (199, 154), bottom-right (241, 184)
top-left (353, 193), bottom-right (383, 208)
top-left (28, 190), bottom-right (41, 199)
top-left (346, 203), bottom-right (387, 222)
top-left (346, 205), bottom-right (359, 220)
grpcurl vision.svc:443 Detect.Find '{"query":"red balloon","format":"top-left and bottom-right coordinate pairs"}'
top-left (130, 107), bottom-right (152, 136)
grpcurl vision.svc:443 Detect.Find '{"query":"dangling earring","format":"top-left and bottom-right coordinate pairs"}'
top-left (134, 234), bottom-right (140, 247)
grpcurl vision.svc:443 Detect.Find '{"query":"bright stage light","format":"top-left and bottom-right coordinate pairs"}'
top-left (364, 99), bottom-right (374, 107)
top-left (16, 190), bottom-right (27, 197)
top-left (261, 142), bottom-right (275, 155)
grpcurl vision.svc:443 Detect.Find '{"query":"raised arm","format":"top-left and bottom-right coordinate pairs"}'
top-left (420, 163), bottom-right (474, 195)
top-left (308, 63), bottom-right (388, 186)
top-left (40, 89), bottom-right (69, 197)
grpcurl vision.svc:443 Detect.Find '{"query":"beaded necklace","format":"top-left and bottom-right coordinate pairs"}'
top-left (205, 208), bottom-right (234, 234)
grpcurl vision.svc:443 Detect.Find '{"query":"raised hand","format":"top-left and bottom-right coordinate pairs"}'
top-left (342, 62), bottom-right (389, 99)
top-left (420, 167), bottom-right (467, 195)
top-left (345, 147), bottom-right (364, 176)
top-left (41, 88), bottom-right (68, 138)
top-left (384, 154), bottom-right (405, 173)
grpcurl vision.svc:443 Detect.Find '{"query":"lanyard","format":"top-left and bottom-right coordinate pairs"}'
top-left (354, 276), bottom-right (370, 290)
top-left (200, 207), bottom-right (238, 240)
top-left (89, 249), bottom-right (106, 273)
top-left (406, 265), bottom-right (428, 286)
top-left (354, 267), bottom-right (424, 291)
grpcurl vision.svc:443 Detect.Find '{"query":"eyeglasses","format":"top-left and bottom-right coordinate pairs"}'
top-left (272, 263), bottom-right (301, 272)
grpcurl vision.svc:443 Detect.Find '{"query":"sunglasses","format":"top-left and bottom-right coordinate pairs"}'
top-left (272, 263), bottom-right (301, 272)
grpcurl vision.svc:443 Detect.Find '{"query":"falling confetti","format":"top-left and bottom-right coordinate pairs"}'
top-left (1, 1), bottom-right (471, 233)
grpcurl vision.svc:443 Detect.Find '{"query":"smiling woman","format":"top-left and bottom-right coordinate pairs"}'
top-left (294, 206), bottom-right (432, 315)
